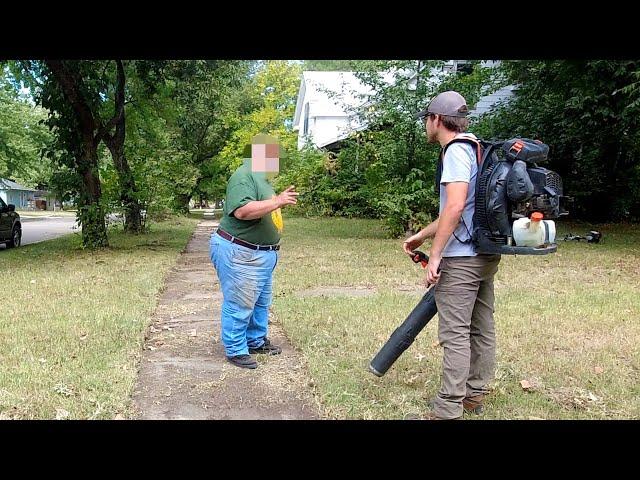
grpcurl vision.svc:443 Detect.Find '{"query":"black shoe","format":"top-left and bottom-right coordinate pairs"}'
top-left (248, 338), bottom-right (282, 355)
top-left (227, 354), bottom-right (258, 369)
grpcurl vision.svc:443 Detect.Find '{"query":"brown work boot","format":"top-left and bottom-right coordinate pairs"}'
top-left (463, 394), bottom-right (485, 415)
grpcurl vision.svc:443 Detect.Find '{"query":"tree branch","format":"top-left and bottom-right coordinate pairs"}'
top-left (95, 60), bottom-right (126, 145)
top-left (45, 60), bottom-right (96, 135)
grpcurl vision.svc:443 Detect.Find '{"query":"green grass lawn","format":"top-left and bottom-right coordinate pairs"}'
top-left (273, 217), bottom-right (640, 419)
top-left (2, 212), bottom-right (637, 420)
top-left (0, 217), bottom-right (199, 419)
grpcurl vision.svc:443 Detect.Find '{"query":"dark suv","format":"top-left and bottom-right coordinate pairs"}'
top-left (0, 197), bottom-right (21, 248)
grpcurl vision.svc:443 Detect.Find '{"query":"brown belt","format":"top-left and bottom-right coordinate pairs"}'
top-left (216, 228), bottom-right (280, 251)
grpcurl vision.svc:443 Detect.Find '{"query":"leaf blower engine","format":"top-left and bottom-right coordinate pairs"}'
top-left (470, 137), bottom-right (570, 254)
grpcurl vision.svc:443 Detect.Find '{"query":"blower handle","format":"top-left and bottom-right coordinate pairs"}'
top-left (410, 250), bottom-right (442, 273)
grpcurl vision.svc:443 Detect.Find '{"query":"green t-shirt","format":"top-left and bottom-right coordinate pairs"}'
top-left (218, 162), bottom-right (282, 245)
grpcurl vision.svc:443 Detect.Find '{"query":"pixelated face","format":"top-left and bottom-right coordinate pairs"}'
top-left (251, 142), bottom-right (280, 174)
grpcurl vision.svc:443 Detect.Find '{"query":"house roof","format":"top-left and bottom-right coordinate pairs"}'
top-left (469, 85), bottom-right (517, 117)
top-left (0, 178), bottom-right (37, 191)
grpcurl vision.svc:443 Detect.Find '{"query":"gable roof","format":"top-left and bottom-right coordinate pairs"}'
top-left (0, 178), bottom-right (37, 191)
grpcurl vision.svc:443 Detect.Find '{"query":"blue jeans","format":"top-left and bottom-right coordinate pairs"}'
top-left (210, 233), bottom-right (279, 357)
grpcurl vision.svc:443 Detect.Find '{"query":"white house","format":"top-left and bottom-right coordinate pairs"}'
top-left (292, 71), bottom-right (377, 151)
top-left (292, 61), bottom-right (515, 151)
top-left (469, 84), bottom-right (517, 118)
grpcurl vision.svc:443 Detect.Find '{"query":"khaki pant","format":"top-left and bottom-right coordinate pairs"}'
top-left (433, 254), bottom-right (501, 419)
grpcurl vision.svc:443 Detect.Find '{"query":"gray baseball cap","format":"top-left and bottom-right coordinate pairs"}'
top-left (414, 91), bottom-right (469, 119)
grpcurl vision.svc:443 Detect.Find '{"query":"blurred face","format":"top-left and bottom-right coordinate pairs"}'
top-left (251, 143), bottom-right (280, 178)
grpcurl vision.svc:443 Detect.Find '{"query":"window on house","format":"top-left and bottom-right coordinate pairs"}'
top-left (303, 103), bottom-right (310, 135)
top-left (456, 62), bottom-right (473, 75)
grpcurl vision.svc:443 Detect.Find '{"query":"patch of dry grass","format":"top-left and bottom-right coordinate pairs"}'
top-left (0, 217), bottom-right (199, 419)
top-left (273, 217), bottom-right (640, 419)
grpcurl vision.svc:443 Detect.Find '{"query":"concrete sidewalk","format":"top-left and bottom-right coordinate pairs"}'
top-left (131, 219), bottom-right (320, 420)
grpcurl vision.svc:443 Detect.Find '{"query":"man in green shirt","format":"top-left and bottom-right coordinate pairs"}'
top-left (210, 134), bottom-right (298, 369)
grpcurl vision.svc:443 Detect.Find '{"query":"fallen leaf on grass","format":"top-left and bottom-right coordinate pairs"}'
top-left (520, 380), bottom-right (534, 391)
top-left (54, 383), bottom-right (74, 397)
top-left (55, 408), bottom-right (70, 420)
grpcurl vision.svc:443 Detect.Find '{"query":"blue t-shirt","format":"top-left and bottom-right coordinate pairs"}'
top-left (439, 133), bottom-right (479, 257)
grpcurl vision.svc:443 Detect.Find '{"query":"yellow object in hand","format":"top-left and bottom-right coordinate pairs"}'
top-left (271, 197), bottom-right (283, 233)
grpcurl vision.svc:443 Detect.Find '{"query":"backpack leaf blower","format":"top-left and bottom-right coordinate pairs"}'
top-left (369, 137), bottom-right (570, 377)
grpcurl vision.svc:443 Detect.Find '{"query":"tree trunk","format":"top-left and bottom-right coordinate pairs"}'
top-left (78, 141), bottom-right (108, 248)
top-left (175, 194), bottom-right (191, 214)
top-left (104, 60), bottom-right (143, 234)
top-left (106, 141), bottom-right (143, 233)
top-left (45, 60), bottom-right (109, 248)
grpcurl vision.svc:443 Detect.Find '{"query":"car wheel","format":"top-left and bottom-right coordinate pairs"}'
top-left (7, 227), bottom-right (21, 248)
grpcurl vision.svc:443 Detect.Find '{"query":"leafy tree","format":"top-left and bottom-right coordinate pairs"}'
top-left (0, 69), bottom-right (54, 187)
top-left (144, 60), bottom-right (252, 213)
top-left (30, 60), bottom-right (114, 247)
top-left (217, 61), bottom-right (301, 177)
top-left (475, 60), bottom-right (640, 221)
top-left (100, 60), bottom-right (143, 233)
top-left (302, 60), bottom-right (361, 71)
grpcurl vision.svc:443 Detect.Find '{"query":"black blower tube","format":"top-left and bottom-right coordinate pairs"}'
top-left (368, 286), bottom-right (438, 377)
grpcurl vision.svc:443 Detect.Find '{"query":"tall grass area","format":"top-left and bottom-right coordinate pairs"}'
top-left (273, 217), bottom-right (640, 419)
top-left (0, 217), bottom-right (199, 419)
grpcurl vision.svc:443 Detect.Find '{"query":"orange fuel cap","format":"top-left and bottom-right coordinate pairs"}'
top-left (531, 212), bottom-right (543, 221)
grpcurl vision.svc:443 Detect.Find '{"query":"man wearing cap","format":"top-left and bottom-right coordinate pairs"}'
top-left (403, 91), bottom-right (501, 419)
top-left (210, 134), bottom-right (299, 369)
